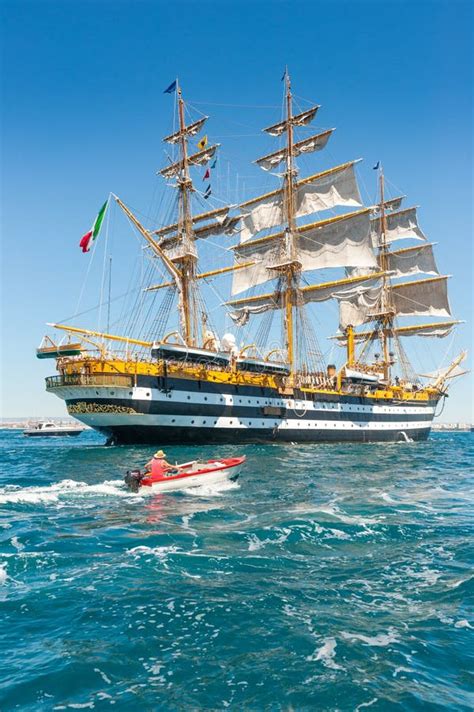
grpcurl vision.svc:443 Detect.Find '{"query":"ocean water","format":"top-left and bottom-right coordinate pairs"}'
top-left (0, 429), bottom-right (472, 711)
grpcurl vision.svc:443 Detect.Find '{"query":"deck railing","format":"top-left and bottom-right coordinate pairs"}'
top-left (45, 373), bottom-right (134, 389)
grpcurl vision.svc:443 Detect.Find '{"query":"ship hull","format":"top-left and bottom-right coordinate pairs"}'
top-left (48, 374), bottom-right (437, 445)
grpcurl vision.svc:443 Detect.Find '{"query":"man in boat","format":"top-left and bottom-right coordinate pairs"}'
top-left (144, 450), bottom-right (175, 477)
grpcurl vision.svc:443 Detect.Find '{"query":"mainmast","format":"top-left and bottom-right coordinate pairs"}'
top-left (282, 71), bottom-right (300, 377)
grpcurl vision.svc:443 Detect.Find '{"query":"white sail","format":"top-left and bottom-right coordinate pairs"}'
top-left (232, 210), bottom-right (377, 295)
top-left (337, 286), bottom-right (382, 330)
top-left (370, 196), bottom-right (404, 215)
top-left (153, 207), bottom-right (231, 238)
top-left (163, 117), bottom-right (208, 144)
top-left (239, 197), bottom-right (284, 243)
top-left (388, 243), bottom-right (438, 279)
top-left (255, 130), bottom-right (334, 171)
top-left (371, 207), bottom-right (426, 246)
top-left (239, 161), bottom-right (363, 242)
top-left (160, 145), bottom-right (219, 179)
top-left (194, 216), bottom-right (241, 239)
top-left (263, 106), bottom-right (319, 136)
top-left (232, 238), bottom-right (283, 294)
top-left (228, 274), bottom-right (382, 324)
top-left (397, 323), bottom-right (457, 338)
top-left (297, 210), bottom-right (377, 272)
top-left (391, 276), bottom-right (451, 317)
top-left (332, 320), bottom-right (461, 344)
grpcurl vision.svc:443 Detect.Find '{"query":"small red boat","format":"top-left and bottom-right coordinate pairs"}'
top-left (125, 456), bottom-right (246, 493)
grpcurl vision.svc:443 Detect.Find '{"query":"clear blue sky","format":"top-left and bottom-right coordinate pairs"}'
top-left (1, 0), bottom-right (472, 421)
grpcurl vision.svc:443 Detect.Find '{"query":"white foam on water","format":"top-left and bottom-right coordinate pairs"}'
top-left (0, 478), bottom-right (140, 505)
top-left (0, 563), bottom-right (7, 585)
top-left (379, 492), bottom-right (397, 503)
top-left (11, 536), bottom-right (24, 551)
top-left (356, 699), bottom-right (379, 710)
top-left (313, 503), bottom-right (383, 527)
top-left (182, 480), bottom-right (240, 497)
top-left (393, 666), bottom-right (414, 678)
top-left (127, 545), bottom-right (181, 560)
top-left (445, 574), bottom-right (473, 589)
top-left (454, 619), bottom-right (473, 629)
top-left (247, 528), bottom-right (290, 551)
top-left (307, 637), bottom-right (342, 670)
top-left (341, 627), bottom-right (399, 647)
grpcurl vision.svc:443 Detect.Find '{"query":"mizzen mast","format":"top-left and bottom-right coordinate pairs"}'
top-left (376, 165), bottom-right (396, 381)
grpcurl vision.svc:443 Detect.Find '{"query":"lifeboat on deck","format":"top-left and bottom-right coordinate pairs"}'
top-left (124, 456), bottom-right (246, 493)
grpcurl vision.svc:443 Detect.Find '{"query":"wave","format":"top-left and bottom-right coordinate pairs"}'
top-left (340, 627), bottom-right (399, 647)
top-left (307, 637), bottom-right (343, 670)
top-left (0, 478), bottom-right (135, 505)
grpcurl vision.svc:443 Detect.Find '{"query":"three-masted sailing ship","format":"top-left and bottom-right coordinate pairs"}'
top-left (39, 74), bottom-right (466, 444)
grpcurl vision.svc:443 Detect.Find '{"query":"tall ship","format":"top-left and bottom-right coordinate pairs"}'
top-left (39, 74), bottom-right (466, 444)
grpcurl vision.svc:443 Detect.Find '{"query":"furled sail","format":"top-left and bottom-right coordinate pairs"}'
top-left (391, 276), bottom-right (451, 317)
top-left (163, 117), bottom-right (208, 144)
top-left (228, 273), bottom-right (383, 323)
top-left (153, 206), bottom-right (231, 238)
top-left (194, 216), bottom-right (241, 239)
top-left (239, 161), bottom-right (363, 242)
top-left (255, 129), bottom-right (334, 171)
top-left (158, 217), bottom-right (241, 257)
top-left (394, 321), bottom-right (459, 338)
top-left (232, 209), bottom-right (377, 295)
top-left (332, 320), bottom-right (461, 343)
top-left (387, 243), bottom-right (439, 279)
top-left (263, 106), bottom-right (320, 136)
top-left (370, 196), bottom-right (405, 215)
top-left (159, 145), bottom-right (219, 179)
top-left (370, 207), bottom-right (426, 247)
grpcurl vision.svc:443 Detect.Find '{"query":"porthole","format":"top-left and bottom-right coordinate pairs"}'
top-left (171, 419), bottom-right (176, 423)
top-left (110, 391), bottom-right (115, 396)
top-left (146, 392), bottom-right (150, 397)
top-left (214, 420), bottom-right (217, 425)
top-left (191, 420), bottom-right (195, 424)
top-left (203, 420), bottom-right (206, 425)
top-left (187, 395), bottom-right (191, 400)
top-left (129, 391), bottom-right (133, 396)
top-left (204, 396), bottom-right (208, 401)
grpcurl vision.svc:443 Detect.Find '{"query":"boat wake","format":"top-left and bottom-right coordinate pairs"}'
top-left (0, 478), bottom-right (136, 505)
top-left (0, 476), bottom-right (241, 505)
top-left (182, 480), bottom-right (241, 497)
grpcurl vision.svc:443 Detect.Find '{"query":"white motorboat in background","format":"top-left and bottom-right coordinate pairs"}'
top-left (23, 421), bottom-right (87, 437)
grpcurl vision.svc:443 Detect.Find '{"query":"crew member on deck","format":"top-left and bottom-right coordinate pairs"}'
top-left (144, 450), bottom-right (173, 476)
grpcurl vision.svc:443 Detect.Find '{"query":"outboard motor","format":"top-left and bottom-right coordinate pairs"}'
top-left (124, 469), bottom-right (144, 492)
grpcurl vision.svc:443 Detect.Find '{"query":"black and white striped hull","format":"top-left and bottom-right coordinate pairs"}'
top-left (50, 374), bottom-right (438, 444)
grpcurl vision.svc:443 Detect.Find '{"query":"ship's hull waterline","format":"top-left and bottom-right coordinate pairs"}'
top-left (47, 376), bottom-right (438, 445)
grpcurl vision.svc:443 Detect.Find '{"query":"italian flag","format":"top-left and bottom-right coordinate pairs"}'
top-left (79, 200), bottom-right (108, 253)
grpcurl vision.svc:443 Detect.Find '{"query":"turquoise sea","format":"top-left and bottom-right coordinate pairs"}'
top-left (0, 429), bottom-right (472, 711)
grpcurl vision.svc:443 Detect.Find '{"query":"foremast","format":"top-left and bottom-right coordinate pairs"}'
top-left (175, 82), bottom-right (198, 346)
